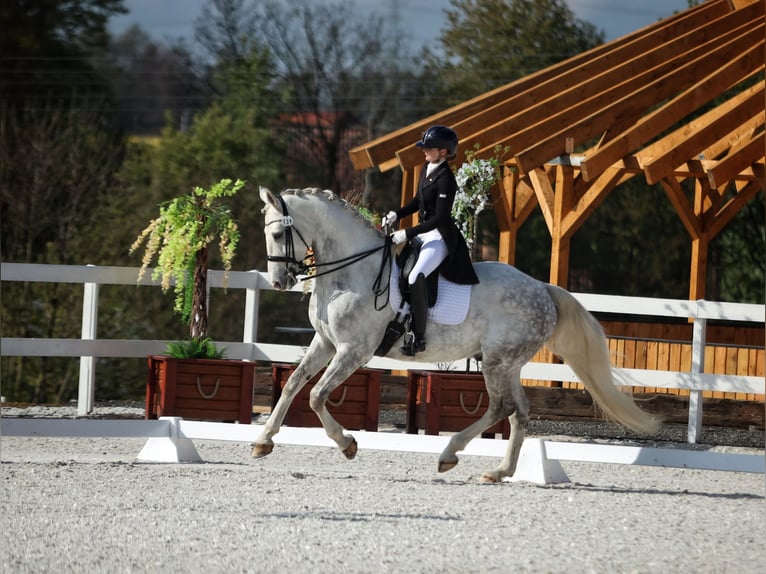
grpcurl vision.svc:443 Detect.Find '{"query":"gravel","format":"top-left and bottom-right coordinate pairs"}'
top-left (1, 403), bottom-right (764, 573)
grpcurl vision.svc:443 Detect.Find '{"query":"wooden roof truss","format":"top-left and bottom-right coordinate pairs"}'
top-left (349, 0), bottom-right (765, 299)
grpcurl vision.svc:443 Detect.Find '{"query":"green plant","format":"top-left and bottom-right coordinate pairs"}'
top-left (164, 338), bottom-right (227, 359)
top-left (130, 178), bottom-right (245, 349)
top-left (453, 144), bottom-right (508, 257)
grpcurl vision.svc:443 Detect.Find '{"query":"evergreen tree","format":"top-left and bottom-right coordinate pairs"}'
top-left (436, 0), bottom-right (604, 102)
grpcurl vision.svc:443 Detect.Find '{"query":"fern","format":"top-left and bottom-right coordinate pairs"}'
top-left (164, 338), bottom-right (227, 359)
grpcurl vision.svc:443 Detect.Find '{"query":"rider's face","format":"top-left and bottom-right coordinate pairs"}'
top-left (422, 147), bottom-right (443, 163)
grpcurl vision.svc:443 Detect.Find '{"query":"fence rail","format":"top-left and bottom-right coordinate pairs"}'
top-left (2, 262), bottom-right (764, 443)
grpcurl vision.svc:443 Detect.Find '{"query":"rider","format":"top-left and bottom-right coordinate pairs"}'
top-left (383, 125), bottom-right (479, 356)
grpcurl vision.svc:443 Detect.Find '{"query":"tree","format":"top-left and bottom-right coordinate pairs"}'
top-left (0, 102), bottom-right (126, 403)
top-left (437, 0), bottom-right (604, 102)
top-left (0, 0), bottom-right (127, 112)
top-left (108, 25), bottom-right (208, 134)
top-left (195, 0), bottom-right (421, 199)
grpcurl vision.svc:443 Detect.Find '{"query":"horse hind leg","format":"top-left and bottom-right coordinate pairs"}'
top-left (479, 369), bottom-right (530, 483)
top-left (437, 362), bottom-right (519, 474)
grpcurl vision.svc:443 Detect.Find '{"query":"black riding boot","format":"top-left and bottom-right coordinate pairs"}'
top-left (401, 273), bottom-right (427, 356)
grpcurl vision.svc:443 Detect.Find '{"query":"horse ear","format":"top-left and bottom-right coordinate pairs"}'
top-left (259, 186), bottom-right (279, 209)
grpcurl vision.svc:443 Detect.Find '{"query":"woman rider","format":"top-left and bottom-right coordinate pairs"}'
top-left (383, 125), bottom-right (479, 356)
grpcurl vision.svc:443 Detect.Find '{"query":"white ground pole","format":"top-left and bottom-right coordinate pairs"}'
top-left (1, 418), bottom-right (762, 485)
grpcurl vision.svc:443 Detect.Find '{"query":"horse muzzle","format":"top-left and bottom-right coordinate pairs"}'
top-left (271, 271), bottom-right (297, 291)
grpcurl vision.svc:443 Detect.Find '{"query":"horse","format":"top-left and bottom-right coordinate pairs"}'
top-left (253, 186), bottom-right (660, 483)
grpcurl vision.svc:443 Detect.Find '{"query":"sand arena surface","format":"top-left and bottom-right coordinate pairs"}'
top-left (1, 434), bottom-right (763, 574)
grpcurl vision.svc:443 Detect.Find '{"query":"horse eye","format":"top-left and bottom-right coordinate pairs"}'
top-left (272, 230), bottom-right (283, 240)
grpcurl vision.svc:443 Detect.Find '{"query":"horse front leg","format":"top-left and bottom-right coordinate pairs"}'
top-left (308, 346), bottom-right (370, 459)
top-left (251, 334), bottom-right (334, 458)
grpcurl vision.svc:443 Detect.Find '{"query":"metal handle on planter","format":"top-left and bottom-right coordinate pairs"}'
top-left (326, 386), bottom-right (347, 407)
top-left (459, 391), bottom-right (483, 415)
top-left (196, 376), bottom-right (221, 399)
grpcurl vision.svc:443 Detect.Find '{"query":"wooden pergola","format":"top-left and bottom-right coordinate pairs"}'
top-left (349, 0), bottom-right (765, 300)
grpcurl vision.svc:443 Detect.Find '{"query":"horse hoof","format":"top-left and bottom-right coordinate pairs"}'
top-left (438, 460), bottom-right (458, 473)
top-left (479, 471), bottom-right (501, 484)
top-left (251, 443), bottom-right (274, 458)
top-left (342, 437), bottom-right (358, 459)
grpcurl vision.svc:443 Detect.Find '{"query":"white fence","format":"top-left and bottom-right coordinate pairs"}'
top-left (1, 263), bottom-right (764, 445)
top-left (2, 417), bottom-right (762, 483)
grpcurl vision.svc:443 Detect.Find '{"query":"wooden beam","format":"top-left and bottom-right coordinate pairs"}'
top-left (560, 167), bottom-right (624, 240)
top-left (707, 132), bottom-right (766, 188)
top-left (730, 0), bottom-right (760, 8)
top-left (689, 234), bottom-right (709, 300)
top-left (707, 179), bottom-right (764, 238)
top-left (553, 165), bottom-right (575, 241)
top-left (493, 167), bottom-right (514, 232)
top-left (398, 166), bottom-right (418, 229)
top-left (498, 229), bottom-right (515, 265)
top-left (509, 176), bottom-right (540, 227)
top-left (549, 234), bottom-right (571, 288)
top-left (701, 111), bottom-right (763, 160)
top-left (577, 30), bottom-right (764, 181)
top-left (660, 177), bottom-right (702, 237)
top-left (640, 81), bottom-right (765, 184)
top-left (528, 168), bottom-right (555, 234)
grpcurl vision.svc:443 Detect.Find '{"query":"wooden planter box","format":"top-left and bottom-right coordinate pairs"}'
top-left (271, 363), bottom-right (381, 431)
top-left (145, 355), bottom-right (254, 424)
top-left (406, 370), bottom-right (510, 438)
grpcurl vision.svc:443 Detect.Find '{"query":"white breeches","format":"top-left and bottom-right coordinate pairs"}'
top-left (408, 229), bottom-right (447, 285)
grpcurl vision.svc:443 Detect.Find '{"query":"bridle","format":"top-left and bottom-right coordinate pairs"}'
top-left (265, 194), bottom-right (394, 309)
top-left (264, 195), bottom-right (311, 278)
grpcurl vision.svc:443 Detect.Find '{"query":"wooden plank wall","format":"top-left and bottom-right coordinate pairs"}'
top-left (524, 321), bottom-right (765, 402)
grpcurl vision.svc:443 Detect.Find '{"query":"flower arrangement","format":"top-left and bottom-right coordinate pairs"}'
top-left (453, 144), bottom-right (508, 257)
top-left (130, 178), bottom-right (245, 355)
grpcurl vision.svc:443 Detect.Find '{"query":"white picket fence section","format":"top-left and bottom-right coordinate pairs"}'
top-left (1, 262), bottom-right (764, 479)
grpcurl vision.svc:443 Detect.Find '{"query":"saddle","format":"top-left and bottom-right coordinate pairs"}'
top-left (374, 238), bottom-right (439, 356)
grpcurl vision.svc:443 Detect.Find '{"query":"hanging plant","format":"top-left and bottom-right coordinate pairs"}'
top-left (453, 144), bottom-right (508, 258)
top-left (130, 178), bottom-right (245, 353)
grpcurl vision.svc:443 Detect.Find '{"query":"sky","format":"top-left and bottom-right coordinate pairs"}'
top-left (109, 0), bottom-right (696, 47)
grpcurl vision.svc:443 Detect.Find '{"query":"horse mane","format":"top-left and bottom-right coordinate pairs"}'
top-left (280, 187), bottom-right (385, 237)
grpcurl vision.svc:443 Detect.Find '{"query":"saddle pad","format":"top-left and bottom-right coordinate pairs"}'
top-left (389, 260), bottom-right (472, 325)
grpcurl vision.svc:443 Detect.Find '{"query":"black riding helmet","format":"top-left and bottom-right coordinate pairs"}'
top-left (415, 125), bottom-right (458, 158)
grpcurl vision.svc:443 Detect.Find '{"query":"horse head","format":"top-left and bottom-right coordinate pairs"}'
top-left (260, 186), bottom-right (306, 291)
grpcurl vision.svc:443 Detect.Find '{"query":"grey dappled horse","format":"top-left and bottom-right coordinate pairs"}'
top-left (253, 187), bottom-right (660, 483)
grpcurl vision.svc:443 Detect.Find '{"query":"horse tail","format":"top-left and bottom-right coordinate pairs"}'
top-left (544, 284), bottom-right (661, 435)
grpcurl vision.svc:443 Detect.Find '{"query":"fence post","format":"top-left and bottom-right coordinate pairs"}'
top-left (688, 301), bottom-right (707, 443)
top-left (243, 270), bottom-right (260, 348)
top-left (77, 267), bottom-right (99, 415)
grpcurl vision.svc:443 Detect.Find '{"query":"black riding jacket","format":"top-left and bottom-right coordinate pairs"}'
top-left (395, 162), bottom-right (479, 285)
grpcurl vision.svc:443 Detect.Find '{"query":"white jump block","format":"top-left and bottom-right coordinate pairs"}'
top-left (506, 438), bottom-right (570, 485)
top-left (136, 417), bottom-right (201, 463)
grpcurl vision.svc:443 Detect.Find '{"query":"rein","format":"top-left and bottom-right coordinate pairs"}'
top-left (266, 194), bottom-right (393, 310)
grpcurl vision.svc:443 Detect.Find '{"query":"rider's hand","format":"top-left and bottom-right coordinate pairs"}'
top-left (391, 230), bottom-right (407, 245)
top-left (382, 211), bottom-right (397, 227)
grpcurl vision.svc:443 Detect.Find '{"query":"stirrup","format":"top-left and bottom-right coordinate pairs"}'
top-left (400, 335), bottom-right (426, 356)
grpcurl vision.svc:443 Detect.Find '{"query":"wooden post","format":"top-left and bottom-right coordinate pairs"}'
top-left (689, 234), bottom-right (709, 301)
